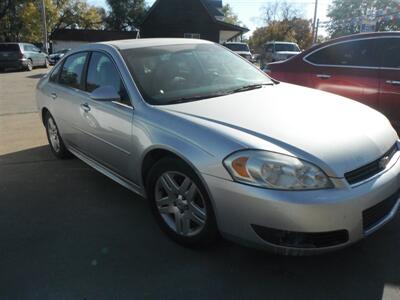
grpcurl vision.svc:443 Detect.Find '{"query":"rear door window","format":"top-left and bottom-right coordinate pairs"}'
top-left (381, 38), bottom-right (400, 69)
top-left (59, 52), bottom-right (88, 90)
top-left (306, 39), bottom-right (378, 67)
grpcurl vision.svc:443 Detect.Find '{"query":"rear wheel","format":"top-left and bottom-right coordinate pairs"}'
top-left (146, 157), bottom-right (219, 247)
top-left (43, 58), bottom-right (49, 68)
top-left (26, 59), bottom-right (33, 71)
top-left (44, 112), bottom-right (72, 159)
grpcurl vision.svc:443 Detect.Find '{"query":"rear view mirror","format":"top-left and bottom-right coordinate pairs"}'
top-left (90, 86), bottom-right (121, 102)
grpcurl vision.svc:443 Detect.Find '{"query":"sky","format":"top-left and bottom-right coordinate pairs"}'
top-left (88, 0), bottom-right (331, 36)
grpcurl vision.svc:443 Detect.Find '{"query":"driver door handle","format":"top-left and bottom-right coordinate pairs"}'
top-left (316, 74), bottom-right (331, 79)
top-left (80, 103), bottom-right (91, 112)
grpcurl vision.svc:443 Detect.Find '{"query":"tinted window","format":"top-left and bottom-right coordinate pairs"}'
top-left (382, 38), bottom-right (400, 68)
top-left (274, 43), bottom-right (300, 52)
top-left (307, 39), bottom-right (377, 67)
top-left (59, 52), bottom-right (87, 89)
top-left (224, 43), bottom-right (250, 52)
top-left (49, 63), bottom-right (62, 83)
top-left (86, 52), bottom-right (131, 106)
top-left (0, 44), bottom-right (20, 52)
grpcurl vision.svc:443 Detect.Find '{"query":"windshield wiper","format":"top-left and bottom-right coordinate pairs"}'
top-left (166, 92), bottom-right (230, 105)
top-left (228, 83), bottom-right (273, 94)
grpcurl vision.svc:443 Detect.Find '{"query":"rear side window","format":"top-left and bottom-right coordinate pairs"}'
top-left (59, 52), bottom-right (88, 89)
top-left (306, 39), bottom-right (378, 67)
top-left (381, 38), bottom-right (400, 69)
top-left (86, 52), bottom-right (131, 106)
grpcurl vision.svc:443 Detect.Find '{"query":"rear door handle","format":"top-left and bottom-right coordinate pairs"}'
top-left (51, 92), bottom-right (57, 100)
top-left (386, 80), bottom-right (400, 86)
top-left (316, 74), bottom-right (331, 79)
top-left (80, 103), bottom-right (91, 112)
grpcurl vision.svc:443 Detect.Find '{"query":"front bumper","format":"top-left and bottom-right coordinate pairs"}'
top-left (203, 151), bottom-right (400, 254)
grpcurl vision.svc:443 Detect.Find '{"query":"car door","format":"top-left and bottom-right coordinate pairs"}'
top-left (32, 45), bottom-right (45, 65)
top-left (23, 44), bottom-right (35, 65)
top-left (80, 51), bottom-right (134, 180)
top-left (378, 37), bottom-right (400, 130)
top-left (50, 52), bottom-right (90, 152)
top-left (304, 38), bottom-right (380, 110)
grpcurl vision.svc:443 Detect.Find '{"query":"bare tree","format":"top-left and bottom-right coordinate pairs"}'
top-left (260, 1), bottom-right (303, 25)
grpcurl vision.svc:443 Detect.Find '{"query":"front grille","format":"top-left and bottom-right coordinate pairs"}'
top-left (345, 144), bottom-right (398, 185)
top-left (362, 190), bottom-right (400, 231)
top-left (252, 225), bottom-right (349, 248)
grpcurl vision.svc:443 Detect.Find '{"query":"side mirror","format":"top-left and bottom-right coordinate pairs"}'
top-left (90, 85), bottom-right (120, 102)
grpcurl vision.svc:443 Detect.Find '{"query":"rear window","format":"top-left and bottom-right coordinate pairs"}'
top-left (224, 43), bottom-right (250, 52)
top-left (274, 44), bottom-right (300, 52)
top-left (0, 44), bottom-right (20, 52)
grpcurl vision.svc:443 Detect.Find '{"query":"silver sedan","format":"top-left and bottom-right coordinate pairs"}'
top-left (36, 39), bottom-right (400, 255)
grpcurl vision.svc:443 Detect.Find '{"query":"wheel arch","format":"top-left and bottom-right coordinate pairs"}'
top-left (140, 146), bottom-right (218, 210)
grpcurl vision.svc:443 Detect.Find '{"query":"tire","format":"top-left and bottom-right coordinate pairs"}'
top-left (146, 157), bottom-right (219, 247)
top-left (44, 112), bottom-right (72, 159)
top-left (26, 59), bottom-right (33, 71)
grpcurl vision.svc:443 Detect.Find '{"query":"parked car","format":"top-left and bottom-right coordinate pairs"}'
top-left (36, 39), bottom-right (400, 255)
top-left (48, 48), bottom-right (70, 65)
top-left (266, 32), bottom-right (400, 131)
top-left (223, 42), bottom-right (253, 61)
top-left (261, 41), bottom-right (301, 66)
top-left (0, 43), bottom-right (49, 71)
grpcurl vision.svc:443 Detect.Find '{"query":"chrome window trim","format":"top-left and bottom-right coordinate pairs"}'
top-left (303, 35), bottom-right (400, 70)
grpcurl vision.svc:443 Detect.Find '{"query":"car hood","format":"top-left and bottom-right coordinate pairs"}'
top-left (234, 51), bottom-right (251, 55)
top-left (276, 51), bottom-right (300, 56)
top-left (160, 83), bottom-right (398, 177)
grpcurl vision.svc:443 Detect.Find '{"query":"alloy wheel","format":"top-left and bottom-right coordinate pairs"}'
top-left (154, 171), bottom-right (207, 236)
top-left (47, 117), bottom-right (60, 153)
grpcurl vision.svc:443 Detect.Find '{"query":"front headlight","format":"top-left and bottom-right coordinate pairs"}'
top-left (223, 150), bottom-right (332, 190)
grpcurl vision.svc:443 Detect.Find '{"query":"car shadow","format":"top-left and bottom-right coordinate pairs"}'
top-left (0, 145), bottom-right (399, 299)
top-left (26, 73), bottom-right (47, 79)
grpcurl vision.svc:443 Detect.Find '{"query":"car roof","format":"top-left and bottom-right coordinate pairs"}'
top-left (224, 42), bottom-right (247, 45)
top-left (304, 31), bottom-right (400, 54)
top-left (101, 38), bottom-right (213, 50)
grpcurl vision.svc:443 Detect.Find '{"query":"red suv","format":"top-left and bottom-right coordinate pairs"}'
top-left (267, 32), bottom-right (400, 131)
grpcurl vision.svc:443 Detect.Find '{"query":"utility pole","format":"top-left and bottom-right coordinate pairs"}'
top-left (311, 0), bottom-right (318, 44)
top-left (314, 18), bottom-right (319, 43)
top-left (40, 0), bottom-right (48, 53)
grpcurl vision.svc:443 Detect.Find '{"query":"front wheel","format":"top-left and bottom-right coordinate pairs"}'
top-left (146, 158), bottom-right (219, 247)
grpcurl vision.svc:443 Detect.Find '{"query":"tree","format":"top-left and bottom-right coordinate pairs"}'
top-left (249, 1), bottom-right (312, 53)
top-left (327, 0), bottom-right (400, 37)
top-left (0, 0), bottom-right (105, 43)
top-left (221, 4), bottom-right (243, 26)
top-left (105, 0), bottom-right (147, 31)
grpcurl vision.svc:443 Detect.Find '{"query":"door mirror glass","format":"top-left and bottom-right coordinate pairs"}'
top-left (90, 85), bottom-right (121, 102)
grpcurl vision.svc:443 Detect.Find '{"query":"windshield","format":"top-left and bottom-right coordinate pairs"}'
top-left (121, 43), bottom-right (271, 105)
top-left (224, 43), bottom-right (250, 52)
top-left (274, 43), bottom-right (300, 52)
